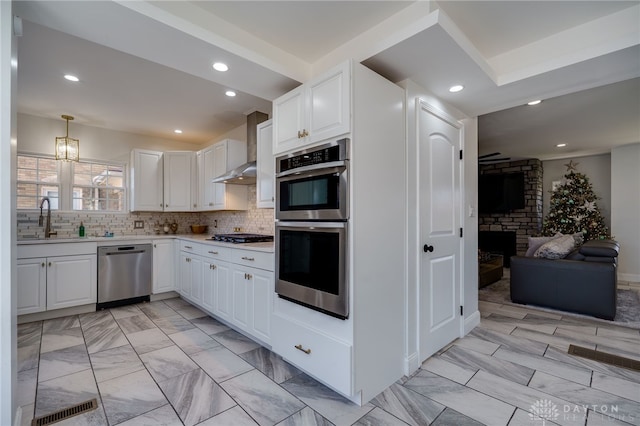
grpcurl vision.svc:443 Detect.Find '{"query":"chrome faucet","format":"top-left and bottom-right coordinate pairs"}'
top-left (38, 197), bottom-right (57, 238)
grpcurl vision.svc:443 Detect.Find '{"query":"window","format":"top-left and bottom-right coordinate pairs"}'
top-left (73, 162), bottom-right (125, 211)
top-left (17, 155), bottom-right (60, 209)
top-left (17, 154), bottom-right (126, 212)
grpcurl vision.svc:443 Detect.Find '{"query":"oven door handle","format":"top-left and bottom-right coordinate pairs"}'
top-left (275, 161), bottom-right (347, 179)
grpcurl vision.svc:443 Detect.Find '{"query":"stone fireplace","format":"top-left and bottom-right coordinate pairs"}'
top-left (478, 159), bottom-right (543, 259)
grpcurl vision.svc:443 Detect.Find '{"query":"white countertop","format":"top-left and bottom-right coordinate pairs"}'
top-left (17, 234), bottom-right (274, 253)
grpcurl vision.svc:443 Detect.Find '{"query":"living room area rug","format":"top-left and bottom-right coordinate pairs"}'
top-left (479, 275), bottom-right (640, 330)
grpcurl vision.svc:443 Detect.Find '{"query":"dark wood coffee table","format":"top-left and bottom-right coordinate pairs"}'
top-left (479, 254), bottom-right (503, 288)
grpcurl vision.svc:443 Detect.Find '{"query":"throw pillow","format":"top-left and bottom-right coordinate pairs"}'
top-left (526, 235), bottom-right (559, 257)
top-left (534, 235), bottom-right (576, 259)
top-left (571, 231), bottom-right (585, 246)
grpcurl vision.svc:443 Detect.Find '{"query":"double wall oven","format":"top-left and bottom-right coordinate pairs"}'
top-left (275, 139), bottom-right (349, 319)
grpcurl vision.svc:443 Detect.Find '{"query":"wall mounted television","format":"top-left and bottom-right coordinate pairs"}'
top-left (478, 172), bottom-right (525, 213)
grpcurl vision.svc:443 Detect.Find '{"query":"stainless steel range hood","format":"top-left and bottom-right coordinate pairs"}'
top-left (211, 111), bottom-right (268, 185)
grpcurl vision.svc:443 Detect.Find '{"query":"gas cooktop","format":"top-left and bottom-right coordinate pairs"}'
top-left (208, 233), bottom-right (274, 244)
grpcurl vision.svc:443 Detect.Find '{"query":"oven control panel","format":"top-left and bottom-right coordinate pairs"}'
top-left (278, 139), bottom-right (348, 173)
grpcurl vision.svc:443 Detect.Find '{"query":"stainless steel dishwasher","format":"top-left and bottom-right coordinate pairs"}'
top-left (97, 244), bottom-right (152, 309)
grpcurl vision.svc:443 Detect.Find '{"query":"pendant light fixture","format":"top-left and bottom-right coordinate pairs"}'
top-left (55, 114), bottom-right (79, 161)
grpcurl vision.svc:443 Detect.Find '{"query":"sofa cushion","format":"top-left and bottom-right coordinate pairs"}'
top-left (534, 235), bottom-right (576, 259)
top-left (564, 248), bottom-right (585, 261)
top-left (579, 240), bottom-right (619, 257)
top-left (526, 235), bottom-right (558, 257)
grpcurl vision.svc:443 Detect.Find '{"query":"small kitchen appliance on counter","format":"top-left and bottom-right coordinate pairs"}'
top-left (208, 233), bottom-right (274, 244)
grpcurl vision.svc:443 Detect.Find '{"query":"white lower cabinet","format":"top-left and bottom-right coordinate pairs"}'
top-left (17, 258), bottom-right (47, 315)
top-left (152, 239), bottom-right (174, 294)
top-left (17, 243), bottom-right (98, 315)
top-left (272, 314), bottom-right (352, 396)
top-left (176, 240), bottom-right (274, 345)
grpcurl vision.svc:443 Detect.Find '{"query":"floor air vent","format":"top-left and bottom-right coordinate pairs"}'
top-left (568, 345), bottom-right (640, 372)
top-left (31, 398), bottom-right (98, 426)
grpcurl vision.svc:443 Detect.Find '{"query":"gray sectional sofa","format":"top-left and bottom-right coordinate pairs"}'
top-left (510, 239), bottom-right (620, 320)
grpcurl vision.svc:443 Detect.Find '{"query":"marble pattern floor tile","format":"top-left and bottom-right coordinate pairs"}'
top-left (371, 383), bottom-right (445, 426)
top-left (281, 373), bottom-right (374, 426)
top-left (212, 329), bottom-right (261, 354)
top-left (158, 368), bottom-right (236, 426)
top-left (109, 304), bottom-right (143, 319)
top-left (554, 327), bottom-right (640, 355)
top-left (116, 404), bottom-right (183, 426)
top-left (511, 327), bottom-right (597, 351)
top-left (83, 321), bottom-right (129, 354)
top-left (420, 356), bottom-right (476, 385)
top-left (432, 407), bottom-right (486, 426)
top-left (275, 407), bottom-right (332, 426)
top-left (466, 370), bottom-right (585, 426)
top-left (137, 301), bottom-right (180, 320)
top-left (163, 297), bottom-right (193, 310)
top-left (478, 317), bottom-right (518, 334)
top-left (35, 369), bottom-right (100, 418)
top-left (175, 305), bottom-right (208, 320)
top-left (190, 345), bottom-right (254, 383)
top-left (38, 344), bottom-right (91, 382)
top-left (440, 345), bottom-right (535, 386)
top-left (152, 316), bottom-right (197, 335)
top-left (451, 335), bottom-right (500, 355)
top-left (239, 347), bottom-right (302, 384)
top-left (190, 316), bottom-right (231, 336)
top-left (543, 346), bottom-right (640, 383)
top-left (42, 315), bottom-right (80, 333)
top-left (126, 327), bottom-right (175, 355)
top-left (590, 372), bottom-right (640, 403)
top-left (199, 406), bottom-right (259, 426)
top-left (40, 327), bottom-right (85, 353)
top-left (78, 309), bottom-right (114, 329)
top-left (116, 313), bottom-right (158, 335)
top-left (469, 326), bottom-right (549, 355)
top-left (168, 327), bottom-right (221, 355)
top-left (528, 371), bottom-right (640, 422)
top-left (586, 410), bottom-right (636, 426)
top-left (18, 344), bottom-right (40, 372)
top-left (221, 369), bottom-right (306, 426)
top-left (352, 406), bottom-right (409, 425)
top-left (492, 347), bottom-right (592, 386)
top-left (98, 369), bottom-right (168, 425)
top-left (486, 313), bottom-right (558, 335)
top-left (89, 344), bottom-right (145, 382)
top-left (16, 368), bottom-right (38, 408)
top-left (508, 408), bottom-right (562, 426)
top-left (17, 321), bottom-right (42, 348)
top-left (404, 370), bottom-right (515, 426)
top-left (140, 345), bottom-right (200, 382)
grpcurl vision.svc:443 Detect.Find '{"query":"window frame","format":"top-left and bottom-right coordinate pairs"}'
top-left (16, 153), bottom-right (61, 211)
top-left (16, 153), bottom-right (128, 213)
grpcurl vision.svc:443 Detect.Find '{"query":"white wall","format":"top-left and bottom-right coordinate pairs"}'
top-left (611, 143), bottom-right (640, 282)
top-left (0, 2), bottom-right (17, 424)
top-left (399, 79), bottom-right (478, 374)
top-left (18, 113), bottom-right (204, 162)
top-left (542, 154), bottom-right (611, 229)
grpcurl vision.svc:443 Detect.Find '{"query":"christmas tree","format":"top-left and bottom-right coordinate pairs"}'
top-left (542, 160), bottom-right (609, 241)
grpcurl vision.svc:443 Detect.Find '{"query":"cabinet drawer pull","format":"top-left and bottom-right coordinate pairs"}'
top-left (295, 344), bottom-right (311, 355)
top-left (241, 256), bottom-right (255, 261)
top-left (208, 251), bottom-right (218, 255)
top-left (184, 245), bottom-right (193, 249)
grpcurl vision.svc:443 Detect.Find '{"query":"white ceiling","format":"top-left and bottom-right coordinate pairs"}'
top-left (13, 0), bottom-right (640, 158)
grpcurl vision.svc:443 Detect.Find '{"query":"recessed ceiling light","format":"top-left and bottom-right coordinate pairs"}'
top-left (213, 62), bottom-right (228, 72)
top-left (556, 143), bottom-right (567, 148)
top-left (225, 90), bottom-right (236, 97)
top-left (527, 100), bottom-right (542, 106)
top-left (64, 74), bottom-right (79, 82)
top-left (449, 85), bottom-right (464, 93)
top-left (174, 129), bottom-right (183, 134)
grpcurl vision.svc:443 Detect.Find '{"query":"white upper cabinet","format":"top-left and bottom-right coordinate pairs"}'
top-left (273, 61), bottom-right (350, 155)
top-left (211, 139), bottom-right (249, 211)
top-left (256, 119), bottom-right (274, 208)
top-left (196, 145), bottom-right (217, 210)
top-left (163, 151), bottom-right (196, 211)
top-left (130, 149), bottom-right (163, 211)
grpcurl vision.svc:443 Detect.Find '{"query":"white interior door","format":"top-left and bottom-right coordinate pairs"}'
top-left (418, 100), bottom-right (463, 361)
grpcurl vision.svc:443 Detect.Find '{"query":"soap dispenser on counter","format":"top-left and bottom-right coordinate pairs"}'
top-left (79, 221), bottom-right (85, 237)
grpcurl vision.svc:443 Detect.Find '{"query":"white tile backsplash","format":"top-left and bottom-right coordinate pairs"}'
top-left (17, 187), bottom-right (274, 239)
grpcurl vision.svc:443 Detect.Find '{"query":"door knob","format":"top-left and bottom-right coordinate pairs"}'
top-left (423, 244), bottom-right (434, 253)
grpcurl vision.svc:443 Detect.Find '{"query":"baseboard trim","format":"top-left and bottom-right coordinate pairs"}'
top-left (619, 273), bottom-right (640, 283)
top-left (464, 310), bottom-right (481, 335)
top-left (18, 304), bottom-right (95, 324)
top-left (405, 351), bottom-right (420, 376)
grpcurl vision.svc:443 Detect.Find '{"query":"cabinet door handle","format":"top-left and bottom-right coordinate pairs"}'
top-left (297, 130), bottom-right (303, 139)
top-left (160, 203), bottom-right (163, 207)
top-left (193, 204), bottom-right (197, 208)
top-left (209, 202), bottom-right (213, 206)
top-left (295, 344), bottom-right (311, 355)
top-left (48, 262), bottom-right (52, 267)
top-left (165, 204), bottom-right (168, 207)
top-left (41, 262), bottom-right (45, 267)
top-left (241, 256), bottom-right (255, 261)
top-left (154, 244), bottom-right (157, 248)
top-left (208, 251), bottom-right (218, 255)
top-left (210, 264), bottom-right (216, 270)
